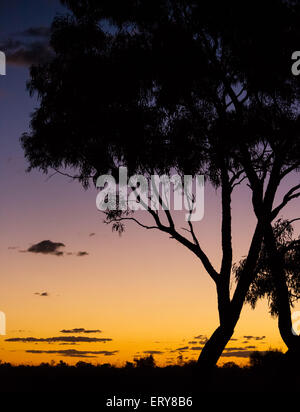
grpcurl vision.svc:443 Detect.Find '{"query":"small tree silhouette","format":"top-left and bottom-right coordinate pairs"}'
top-left (134, 355), bottom-right (156, 368)
top-left (56, 360), bottom-right (68, 368)
top-left (249, 350), bottom-right (284, 369)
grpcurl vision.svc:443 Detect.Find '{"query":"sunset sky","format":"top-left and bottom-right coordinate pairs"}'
top-left (0, 0), bottom-right (299, 367)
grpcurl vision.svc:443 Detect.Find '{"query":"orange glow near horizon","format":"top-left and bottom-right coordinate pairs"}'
top-left (1, 168), bottom-right (298, 368)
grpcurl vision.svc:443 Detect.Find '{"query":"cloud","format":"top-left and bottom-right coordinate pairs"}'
top-left (170, 346), bottom-right (189, 353)
top-left (19, 240), bottom-right (88, 257)
top-left (188, 341), bottom-right (197, 344)
top-left (223, 346), bottom-right (256, 352)
top-left (1, 38), bottom-right (54, 67)
top-left (26, 240), bottom-right (65, 256)
top-left (193, 335), bottom-right (208, 344)
top-left (0, 26), bottom-right (54, 67)
top-left (89, 233), bottom-right (96, 237)
top-left (217, 345), bottom-right (259, 358)
top-left (0, 26), bottom-right (53, 68)
top-left (34, 292), bottom-right (49, 297)
top-left (17, 26), bottom-right (51, 38)
top-left (60, 328), bottom-right (102, 334)
top-left (221, 350), bottom-right (259, 358)
top-left (142, 350), bottom-right (164, 355)
top-left (76, 251), bottom-right (89, 257)
top-left (26, 349), bottom-right (118, 358)
top-left (187, 343), bottom-right (258, 357)
top-left (8, 246), bottom-right (19, 250)
top-left (5, 336), bottom-right (112, 343)
top-left (243, 336), bottom-right (266, 341)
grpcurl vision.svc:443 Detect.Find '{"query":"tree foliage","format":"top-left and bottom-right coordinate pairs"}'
top-left (21, 0), bottom-right (300, 188)
top-left (234, 219), bottom-right (300, 316)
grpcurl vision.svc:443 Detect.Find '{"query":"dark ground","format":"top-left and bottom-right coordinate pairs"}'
top-left (0, 351), bottom-right (299, 401)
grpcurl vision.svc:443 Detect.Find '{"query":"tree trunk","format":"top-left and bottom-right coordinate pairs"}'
top-left (197, 222), bottom-right (265, 370)
top-left (197, 322), bottom-right (235, 370)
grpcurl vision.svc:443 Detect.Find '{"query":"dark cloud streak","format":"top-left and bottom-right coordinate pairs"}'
top-left (0, 25), bottom-right (53, 67)
top-left (60, 328), bottom-right (102, 334)
top-left (27, 240), bottom-right (65, 256)
top-left (26, 349), bottom-right (118, 358)
top-left (243, 336), bottom-right (266, 341)
top-left (6, 336), bottom-right (112, 343)
top-left (76, 251), bottom-right (89, 257)
top-left (18, 26), bottom-right (51, 38)
top-left (142, 350), bottom-right (164, 355)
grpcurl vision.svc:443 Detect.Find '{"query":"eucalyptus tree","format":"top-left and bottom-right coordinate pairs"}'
top-left (21, 0), bottom-right (300, 368)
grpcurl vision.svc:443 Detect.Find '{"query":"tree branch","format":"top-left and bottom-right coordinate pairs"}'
top-left (106, 216), bottom-right (160, 231)
top-left (271, 184), bottom-right (300, 219)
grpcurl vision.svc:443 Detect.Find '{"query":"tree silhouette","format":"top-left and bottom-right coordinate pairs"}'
top-left (134, 355), bottom-right (156, 368)
top-left (21, 0), bottom-right (300, 369)
top-left (235, 219), bottom-right (300, 350)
